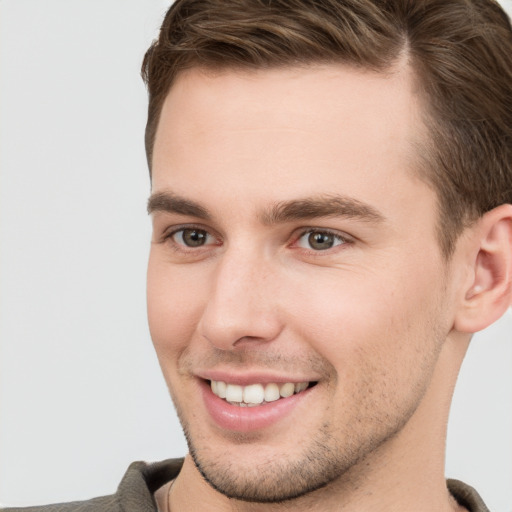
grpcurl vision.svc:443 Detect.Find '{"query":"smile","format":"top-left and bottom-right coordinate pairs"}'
top-left (210, 380), bottom-right (312, 406)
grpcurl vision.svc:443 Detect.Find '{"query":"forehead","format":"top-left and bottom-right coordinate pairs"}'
top-left (151, 64), bottom-right (433, 231)
top-left (153, 63), bottom-right (425, 170)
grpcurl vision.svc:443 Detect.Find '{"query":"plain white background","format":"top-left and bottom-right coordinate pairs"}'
top-left (0, 0), bottom-right (511, 509)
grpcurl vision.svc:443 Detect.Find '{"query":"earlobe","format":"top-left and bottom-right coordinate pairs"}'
top-left (454, 204), bottom-right (512, 333)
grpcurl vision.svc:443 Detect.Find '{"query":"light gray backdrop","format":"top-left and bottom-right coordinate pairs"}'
top-left (1, 1), bottom-right (511, 510)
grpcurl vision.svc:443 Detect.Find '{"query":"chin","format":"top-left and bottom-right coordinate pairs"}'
top-left (179, 415), bottom-right (390, 504)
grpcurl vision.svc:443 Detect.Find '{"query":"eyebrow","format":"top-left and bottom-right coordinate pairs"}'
top-left (147, 191), bottom-right (211, 219)
top-left (260, 195), bottom-right (386, 225)
top-left (147, 191), bottom-right (385, 225)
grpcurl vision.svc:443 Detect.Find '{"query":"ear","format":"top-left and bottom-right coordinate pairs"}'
top-left (454, 204), bottom-right (512, 333)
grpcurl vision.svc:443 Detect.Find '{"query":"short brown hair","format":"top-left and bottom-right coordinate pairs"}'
top-left (141, 0), bottom-right (512, 256)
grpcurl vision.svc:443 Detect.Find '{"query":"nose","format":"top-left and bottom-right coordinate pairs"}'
top-left (198, 249), bottom-right (282, 350)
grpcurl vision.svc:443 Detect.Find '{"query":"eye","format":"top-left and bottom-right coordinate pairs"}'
top-left (171, 228), bottom-right (215, 248)
top-left (296, 230), bottom-right (347, 251)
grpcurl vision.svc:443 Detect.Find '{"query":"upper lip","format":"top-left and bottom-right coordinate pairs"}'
top-left (196, 370), bottom-right (319, 386)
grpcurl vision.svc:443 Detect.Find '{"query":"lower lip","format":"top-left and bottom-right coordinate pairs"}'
top-left (201, 381), bottom-right (313, 432)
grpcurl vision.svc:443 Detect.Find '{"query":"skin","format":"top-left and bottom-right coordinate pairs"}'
top-left (146, 63), bottom-right (506, 512)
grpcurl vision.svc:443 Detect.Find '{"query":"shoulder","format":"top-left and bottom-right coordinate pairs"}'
top-left (447, 479), bottom-right (491, 512)
top-left (0, 458), bottom-right (184, 512)
top-left (0, 495), bottom-right (118, 512)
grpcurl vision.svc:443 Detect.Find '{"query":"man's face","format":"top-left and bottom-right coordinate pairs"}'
top-left (147, 64), bottom-right (457, 501)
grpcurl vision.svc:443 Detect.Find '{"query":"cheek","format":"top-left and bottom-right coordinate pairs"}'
top-left (284, 264), bottom-right (445, 376)
top-left (284, 273), bottom-right (446, 431)
top-left (147, 254), bottom-right (208, 358)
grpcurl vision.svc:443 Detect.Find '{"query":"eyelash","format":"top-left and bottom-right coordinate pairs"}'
top-left (292, 228), bottom-right (351, 253)
top-left (161, 225), bottom-right (352, 254)
top-left (163, 224), bottom-right (219, 252)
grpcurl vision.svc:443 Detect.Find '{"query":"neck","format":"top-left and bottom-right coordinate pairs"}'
top-left (170, 334), bottom-right (470, 512)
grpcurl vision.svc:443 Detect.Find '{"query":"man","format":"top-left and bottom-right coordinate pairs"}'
top-left (3, 0), bottom-right (511, 510)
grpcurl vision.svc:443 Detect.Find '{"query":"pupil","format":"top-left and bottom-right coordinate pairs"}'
top-left (308, 232), bottom-right (333, 250)
top-left (183, 229), bottom-right (206, 247)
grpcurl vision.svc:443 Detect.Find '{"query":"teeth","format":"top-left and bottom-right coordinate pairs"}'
top-left (225, 384), bottom-right (243, 402)
top-left (279, 382), bottom-right (295, 398)
top-left (210, 380), bottom-right (311, 405)
top-left (243, 384), bottom-right (265, 404)
top-left (264, 383), bottom-right (280, 402)
top-left (295, 382), bottom-right (308, 393)
top-left (216, 380), bottom-right (227, 398)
